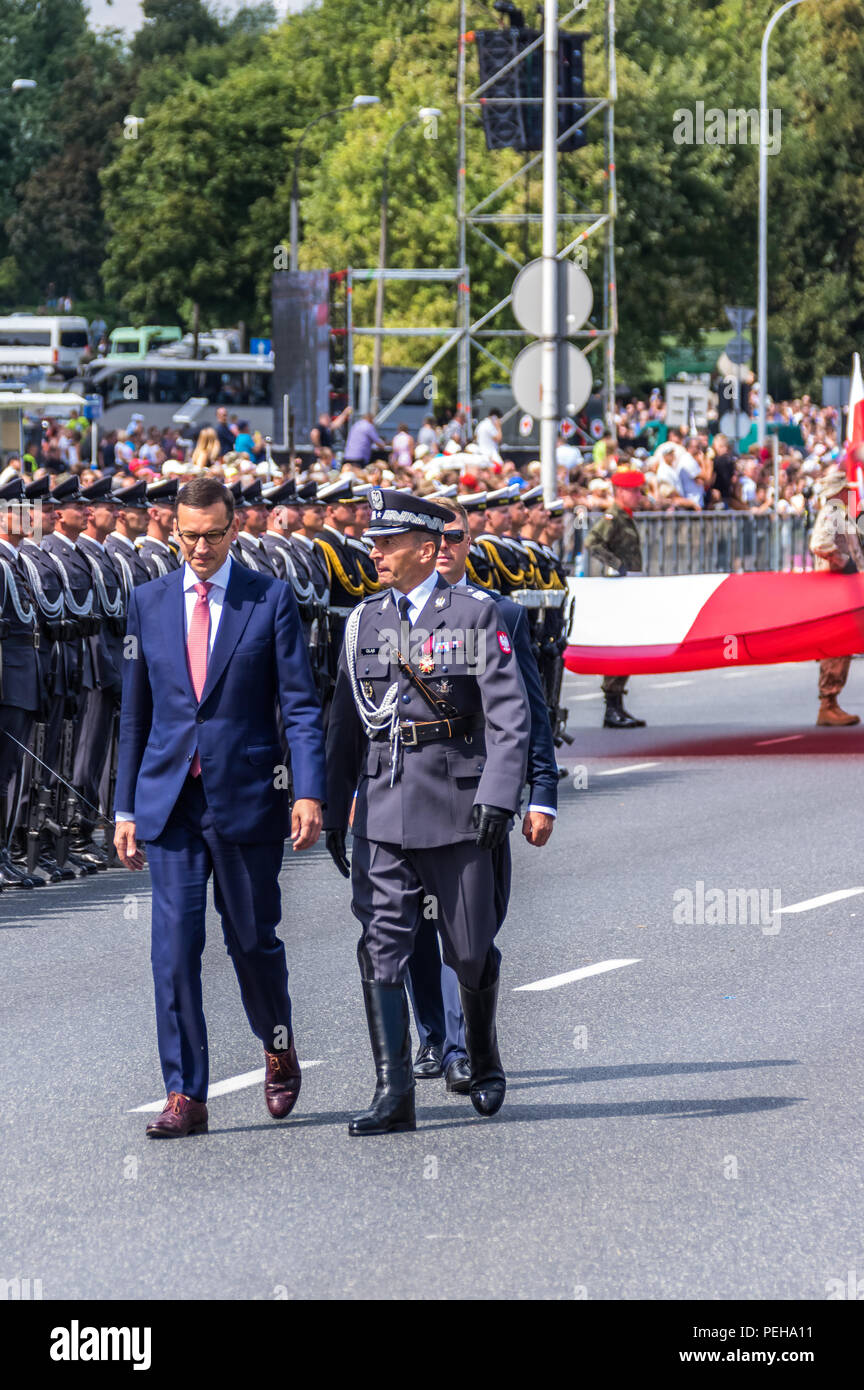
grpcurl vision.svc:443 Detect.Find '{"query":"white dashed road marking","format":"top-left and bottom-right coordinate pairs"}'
top-left (775, 888), bottom-right (864, 915)
top-left (650, 679), bottom-right (693, 689)
top-left (130, 1061), bottom-right (326, 1112)
top-left (514, 960), bottom-right (640, 992)
top-left (595, 762), bottom-right (660, 777)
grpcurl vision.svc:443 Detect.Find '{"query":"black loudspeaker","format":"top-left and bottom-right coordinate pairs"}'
top-left (474, 29), bottom-right (588, 153)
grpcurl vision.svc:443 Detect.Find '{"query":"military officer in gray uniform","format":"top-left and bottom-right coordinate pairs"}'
top-left (324, 488), bottom-right (530, 1136)
top-left (137, 478), bottom-right (181, 579)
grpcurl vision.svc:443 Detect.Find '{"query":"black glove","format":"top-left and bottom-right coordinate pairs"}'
top-left (326, 829), bottom-right (350, 878)
top-left (471, 803), bottom-right (513, 851)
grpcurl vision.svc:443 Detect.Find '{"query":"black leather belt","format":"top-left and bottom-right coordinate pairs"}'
top-left (398, 712), bottom-right (484, 747)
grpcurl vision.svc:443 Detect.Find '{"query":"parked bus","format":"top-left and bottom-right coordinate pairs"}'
top-left (76, 354), bottom-right (274, 434)
top-left (107, 325), bottom-right (183, 357)
top-left (0, 314), bottom-right (90, 379)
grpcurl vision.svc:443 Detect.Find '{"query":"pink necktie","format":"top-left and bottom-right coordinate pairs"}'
top-left (187, 581), bottom-right (213, 777)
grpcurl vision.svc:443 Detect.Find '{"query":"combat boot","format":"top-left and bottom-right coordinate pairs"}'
top-left (348, 981), bottom-right (416, 1136)
top-left (459, 976), bottom-right (506, 1117)
top-left (817, 697), bottom-right (859, 727)
top-left (603, 693), bottom-right (645, 729)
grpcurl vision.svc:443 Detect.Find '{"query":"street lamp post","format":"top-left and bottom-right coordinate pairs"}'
top-left (371, 107), bottom-right (442, 415)
top-left (289, 94), bottom-right (380, 273)
top-left (758, 0), bottom-right (808, 447)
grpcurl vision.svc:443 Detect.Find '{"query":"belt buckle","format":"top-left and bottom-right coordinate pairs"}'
top-left (400, 721), bottom-right (418, 747)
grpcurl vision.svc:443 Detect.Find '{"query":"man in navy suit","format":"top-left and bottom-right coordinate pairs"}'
top-left (406, 496), bottom-right (559, 1094)
top-left (114, 476), bottom-right (326, 1138)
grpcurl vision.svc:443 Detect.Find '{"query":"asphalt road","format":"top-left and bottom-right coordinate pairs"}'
top-left (2, 659), bottom-right (863, 1301)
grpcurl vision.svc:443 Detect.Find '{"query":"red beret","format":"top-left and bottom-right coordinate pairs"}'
top-left (611, 469), bottom-right (646, 489)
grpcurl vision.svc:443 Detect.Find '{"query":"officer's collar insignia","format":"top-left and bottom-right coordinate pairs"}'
top-left (434, 593), bottom-right (447, 608)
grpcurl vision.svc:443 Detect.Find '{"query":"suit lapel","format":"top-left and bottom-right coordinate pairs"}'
top-left (198, 560), bottom-right (258, 705)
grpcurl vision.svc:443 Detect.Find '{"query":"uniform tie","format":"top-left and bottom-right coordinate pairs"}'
top-left (397, 594), bottom-right (412, 628)
top-left (187, 580), bottom-right (213, 776)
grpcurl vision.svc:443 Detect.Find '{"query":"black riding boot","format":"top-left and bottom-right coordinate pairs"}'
top-left (603, 693), bottom-right (645, 729)
top-left (459, 975), bottom-right (506, 1117)
top-left (68, 816), bottom-right (108, 870)
top-left (348, 981), bottom-right (417, 1137)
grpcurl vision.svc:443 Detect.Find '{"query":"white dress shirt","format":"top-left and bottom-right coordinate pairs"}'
top-left (182, 553), bottom-right (233, 655)
top-left (391, 570), bottom-right (439, 625)
top-left (116, 555), bottom-right (235, 820)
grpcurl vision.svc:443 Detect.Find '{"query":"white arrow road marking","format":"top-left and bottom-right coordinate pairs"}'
top-left (130, 1061), bottom-right (325, 1112)
top-left (514, 960), bottom-right (640, 992)
top-left (595, 762), bottom-right (660, 777)
top-left (774, 888), bottom-right (864, 915)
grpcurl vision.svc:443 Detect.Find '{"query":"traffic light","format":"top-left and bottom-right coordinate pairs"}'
top-left (474, 28), bottom-right (588, 153)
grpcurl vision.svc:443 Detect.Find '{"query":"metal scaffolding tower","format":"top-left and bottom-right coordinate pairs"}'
top-left (352, 0), bottom-right (617, 437)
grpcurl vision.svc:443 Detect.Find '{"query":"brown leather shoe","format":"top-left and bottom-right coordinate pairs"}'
top-left (145, 1091), bottom-right (208, 1138)
top-left (264, 1040), bottom-right (302, 1118)
top-left (817, 697), bottom-right (860, 726)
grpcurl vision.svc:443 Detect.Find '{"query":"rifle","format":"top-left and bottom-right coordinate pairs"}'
top-left (103, 705), bottom-right (121, 866)
top-left (23, 722), bottom-right (53, 874)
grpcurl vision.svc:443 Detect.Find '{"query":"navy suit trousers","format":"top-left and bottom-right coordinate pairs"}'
top-left (145, 775), bottom-right (291, 1102)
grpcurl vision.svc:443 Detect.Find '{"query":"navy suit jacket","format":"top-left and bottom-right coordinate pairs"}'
top-left (116, 561), bottom-right (326, 843)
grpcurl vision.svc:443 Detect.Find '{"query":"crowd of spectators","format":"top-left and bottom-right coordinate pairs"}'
top-left (0, 390), bottom-right (854, 550)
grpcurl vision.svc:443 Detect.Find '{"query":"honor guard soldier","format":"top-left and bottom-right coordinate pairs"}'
top-left (73, 476), bottom-right (126, 860)
top-left (584, 468), bottom-right (647, 728)
top-left (323, 487), bottom-right (530, 1135)
top-left (460, 492), bottom-right (496, 590)
top-left (106, 480), bottom-right (152, 595)
top-left (41, 475), bottom-right (108, 869)
top-left (262, 479), bottom-right (331, 696)
top-left (0, 477), bottom-right (42, 888)
top-left (518, 485), bottom-right (572, 747)
top-left (137, 478), bottom-right (181, 578)
top-left (230, 478), bottom-right (279, 576)
top-left (810, 469), bottom-right (864, 726)
top-left (14, 477), bottom-right (80, 882)
top-left (475, 484), bottom-right (531, 595)
top-left (345, 483), bottom-right (382, 593)
top-left (315, 476), bottom-right (374, 680)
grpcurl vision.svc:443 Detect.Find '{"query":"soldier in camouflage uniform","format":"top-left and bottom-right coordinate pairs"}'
top-left (584, 469), bottom-right (647, 729)
top-left (809, 469), bottom-right (864, 727)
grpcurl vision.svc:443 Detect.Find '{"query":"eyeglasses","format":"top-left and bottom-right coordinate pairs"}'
top-left (440, 529), bottom-right (466, 545)
top-left (177, 523), bottom-right (232, 547)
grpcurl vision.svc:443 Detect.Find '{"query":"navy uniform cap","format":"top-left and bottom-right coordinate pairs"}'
top-left (147, 477), bottom-right (178, 504)
top-left (297, 480), bottom-right (322, 504)
top-left (230, 477), bottom-right (270, 508)
top-left (484, 483), bottom-right (522, 510)
top-left (458, 491), bottom-right (487, 513)
top-left (49, 474), bottom-right (85, 505)
top-left (24, 474), bottom-right (51, 503)
top-left (545, 499), bottom-right (564, 517)
top-left (112, 479), bottom-right (149, 509)
top-left (521, 485), bottom-right (545, 507)
top-left (80, 476), bottom-right (118, 503)
top-left (262, 479), bottom-right (298, 506)
top-left (317, 477), bottom-right (357, 505)
top-left (364, 487), bottom-right (451, 538)
top-left (0, 475), bottom-right (27, 503)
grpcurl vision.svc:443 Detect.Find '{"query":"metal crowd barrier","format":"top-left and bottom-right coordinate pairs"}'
top-left (567, 511), bottom-right (816, 576)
